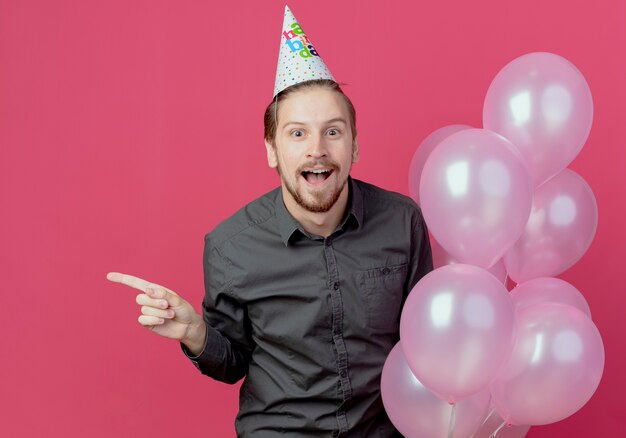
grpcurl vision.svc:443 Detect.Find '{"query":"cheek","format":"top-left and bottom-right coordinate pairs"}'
top-left (276, 151), bottom-right (300, 176)
top-left (280, 147), bottom-right (302, 165)
top-left (340, 148), bottom-right (356, 166)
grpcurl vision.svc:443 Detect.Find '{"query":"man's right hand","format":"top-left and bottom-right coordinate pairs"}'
top-left (107, 272), bottom-right (207, 355)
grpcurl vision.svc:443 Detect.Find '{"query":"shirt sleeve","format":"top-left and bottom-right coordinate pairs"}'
top-left (404, 203), bottom-right (434, 298)
top-left (180, 233), bottom-right (254, 384)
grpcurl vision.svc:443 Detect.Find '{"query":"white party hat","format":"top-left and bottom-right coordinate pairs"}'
top-left (273, 5), bottom-right (335, 97)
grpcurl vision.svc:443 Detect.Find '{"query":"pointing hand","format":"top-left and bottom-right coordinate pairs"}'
top-left (107, 272), bottom-right (206, 353)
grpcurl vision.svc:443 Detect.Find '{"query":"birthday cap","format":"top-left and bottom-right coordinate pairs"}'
top-left (273, 5), bottom-right (335, 97)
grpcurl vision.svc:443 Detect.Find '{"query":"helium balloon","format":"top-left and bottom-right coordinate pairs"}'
top-left (504, 169), bottom-right (598, 283)
top-left (430, 234), bottom-right (507, 284)
top-left (484, 52), bottom-right (593, 187)
top-left (409, 125), bottom-right (472, 204)
top-left (420, 128), bottom-right (532, 268)
top-left (400, 264), bottom-right (516, 403)
top-left (490, 303), bottom-right (604, 426)
top-left (511, 277), bottom-right (591, 318)
top-left (381, 343), bottom-right (491, 438)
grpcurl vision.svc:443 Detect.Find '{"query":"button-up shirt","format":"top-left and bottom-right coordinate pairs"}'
top-left (181, 177), bottom-right (433, 437)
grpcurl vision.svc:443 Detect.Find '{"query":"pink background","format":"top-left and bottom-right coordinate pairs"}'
top-left (1, 0), bottom-right (624, 436)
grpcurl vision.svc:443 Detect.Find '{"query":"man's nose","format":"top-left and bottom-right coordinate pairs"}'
top-left (306, 134), bottom-right (327, 158)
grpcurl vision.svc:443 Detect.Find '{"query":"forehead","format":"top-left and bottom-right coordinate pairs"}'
top-left (277, 87), bottom-right (350, 125)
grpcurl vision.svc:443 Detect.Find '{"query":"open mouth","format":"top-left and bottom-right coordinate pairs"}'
top-left (301, 169), bottom-right (334, 186)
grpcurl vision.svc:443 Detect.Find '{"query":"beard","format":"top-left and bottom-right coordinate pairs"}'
top-left (277, 160), bottom-right (348, 213)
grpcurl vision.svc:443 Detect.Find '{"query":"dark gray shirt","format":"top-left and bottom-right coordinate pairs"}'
top-left (182, 177), bottom-right (432, 437)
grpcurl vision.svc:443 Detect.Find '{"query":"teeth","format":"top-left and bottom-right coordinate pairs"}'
top-left (310, 169), bottom-right (329, 174)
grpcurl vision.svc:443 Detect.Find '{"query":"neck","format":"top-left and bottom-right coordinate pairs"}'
top-left (282, 183), bottom-right (350, 238)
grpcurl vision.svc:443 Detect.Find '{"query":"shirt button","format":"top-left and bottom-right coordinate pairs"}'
top-left (382, 267), bottom-right (390, 275)
top-left (340, 370), bottom-right (347, 378)
top-left (333, 282), bottom-right (340, 290)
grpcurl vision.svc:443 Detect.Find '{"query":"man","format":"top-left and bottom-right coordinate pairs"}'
top-left (107, 6), bottom-right (432, 437)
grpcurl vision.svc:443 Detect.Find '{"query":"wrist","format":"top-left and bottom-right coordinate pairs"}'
top-left (182, 316), bottom-right (207, 356)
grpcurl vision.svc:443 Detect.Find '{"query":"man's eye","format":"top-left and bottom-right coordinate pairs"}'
top-left (327, 129), bottom-right (339, 136)
top-left (292, 130), bottom-right (304, 137)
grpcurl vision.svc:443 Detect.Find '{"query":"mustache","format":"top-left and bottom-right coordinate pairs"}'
top-left (297, 159), bottom-right (339, 173)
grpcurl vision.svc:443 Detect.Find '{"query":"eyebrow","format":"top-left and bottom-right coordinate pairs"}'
top-left (282, 118), bottom-right (348, 128)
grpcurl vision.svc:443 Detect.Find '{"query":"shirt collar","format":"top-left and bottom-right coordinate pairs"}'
top-left (275, 176), bottom-right (363, 246)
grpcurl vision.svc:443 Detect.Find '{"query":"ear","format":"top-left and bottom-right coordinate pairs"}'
top-left (265, 139), bottom-right (278, 168)
top-left (352, 137), bottom-right (360, 163)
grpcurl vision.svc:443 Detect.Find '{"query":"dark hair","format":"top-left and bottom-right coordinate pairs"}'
top-left (263, 79), bottom-right (357, 146)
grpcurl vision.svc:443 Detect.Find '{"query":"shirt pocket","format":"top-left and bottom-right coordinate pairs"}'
top-left (356, 263), bottom-right (408, 332)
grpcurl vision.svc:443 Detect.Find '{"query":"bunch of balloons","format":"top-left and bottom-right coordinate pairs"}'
top-left (383, 52), bottom-right (604, 438)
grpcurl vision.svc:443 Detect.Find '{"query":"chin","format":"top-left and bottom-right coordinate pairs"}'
top-left (298, 185), bottom-right (344, 213)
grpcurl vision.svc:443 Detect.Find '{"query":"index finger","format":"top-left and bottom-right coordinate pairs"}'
top-left (106, 272), bottom-right (160, 293)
